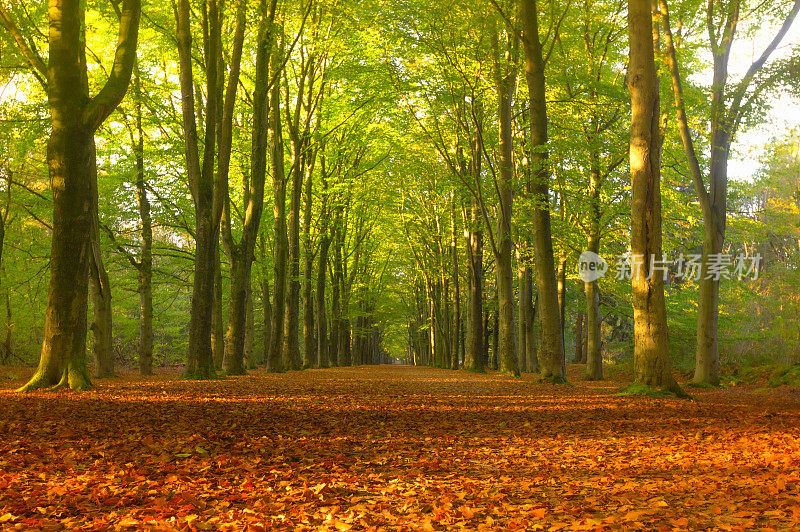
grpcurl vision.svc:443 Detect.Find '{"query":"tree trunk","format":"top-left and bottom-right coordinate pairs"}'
top-left (585, 241), bottom-right (603, 379)
top-left (329, 214), bottom-right (342, 366)
top-left (283, 141), bottom-right (304, 370)
top-left (180, 0), bottom-right (222, 380)
top-left (223, 257), bottom-right (250, 374)
top-left (574, 309), bottom-right (584, 364)
top-left (133, 66), bottom-right (153, 376)
top-left (584, 153), bottom-right (603, 379)
top-left (244, 286), bottom-right (255, 368)
top-left (302, 150), bottom-right (317, 368)
top-left (3, 290), bottom-right (11, 365)
top-left (517, 247), bottom-right (527, 373)
top-left (18, 0), bottom-right (140, 391)
top-left (23, 128), bottom-right (95, 391)
top-left (261, 246), bottom-right (273, 367)
top-left (483, 305), bottom-right (491, 369)
top-left (493, 26), bottom-right (519, 377)
top-left (90, 156), bottom-right (114, 379)
top-left (219, 0), bottom-right (255, 376)
top-left (266, 39), bottom-right (288, 372)
top-left (316, 231), bottom-right (330, 367)
top-left (491, 309), bottom-right (499, 371)
top-left (557, 252), bottom-right (567, 335)
top-left (521, 0), bottom-right (565, 382)
top-left (464, 202), bottom-right (484, 372)
top-left (212, 244), bottom-right (225, 368)
top-left (89, 225), bottom-right (114, 378)
top-left (451, 194), bottom-right (460, 370)
top-left (523, 265), bottom-right (538, 372)
top-left (627, 0), bottom-right (682, 395)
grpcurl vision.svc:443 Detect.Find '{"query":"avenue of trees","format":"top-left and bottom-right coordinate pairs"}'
top-left (0, 0), bottom-right (799, 393)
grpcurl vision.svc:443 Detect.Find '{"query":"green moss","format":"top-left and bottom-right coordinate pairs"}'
top-left (535, 373), bottom-right (571, 385)
top-left (617, 382), bottom-right (691, 399)
top-left (686, 381), bottom-right (718, 389)
top-left (768, 364), bottom-right (800, 387)
top-left (182, 367), bottom-right (221, 380)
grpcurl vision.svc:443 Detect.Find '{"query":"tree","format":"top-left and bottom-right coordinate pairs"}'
top-left (221, 0), bottom-right (277, 375)
top-left (626, 0), bottom-right (683, 395)
top-left (266, 28), bottom-right (289, 373)
top-left (520, 0), bottom-right (566, 382)
top-left (1, 0), bottom-right (141, 391)
top-left (660, 0), bottom-right (800, 386)
top-left (492, 14), bottom-right (520, 377)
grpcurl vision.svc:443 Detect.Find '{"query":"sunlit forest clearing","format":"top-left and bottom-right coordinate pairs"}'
top-left (1, 0), bottom-right (800, 528)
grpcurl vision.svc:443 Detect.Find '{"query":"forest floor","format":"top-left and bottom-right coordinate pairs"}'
top-left (2, 364), bottom-right (800, 531)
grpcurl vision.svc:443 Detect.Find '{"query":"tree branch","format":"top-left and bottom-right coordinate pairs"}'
top-left (83, 0), bottom-right (142, 130)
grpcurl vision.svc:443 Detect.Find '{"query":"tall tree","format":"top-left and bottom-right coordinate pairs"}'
top-left (626, 0), bottom-right (683, 394)
top-left (520, 0), bottom-right (566, 382)
top-left (221, 0), bottom-right (276, 375)
top-left (266, 27), bottom-right (289, 373)
top-left (491, 16), bottom-right (520, 377)
top-left (2, 0), bottom-right (141, 391)
top-left (176, 0), bottom-right (225, 379)
top-left (660, 0), bottom-right (800, 386)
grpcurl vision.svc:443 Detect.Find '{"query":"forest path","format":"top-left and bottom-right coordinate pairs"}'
top-left (2, 365), bottom-right (800, 530)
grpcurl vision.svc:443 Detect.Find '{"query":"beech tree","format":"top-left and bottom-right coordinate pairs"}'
top-left (1, 0), bottom-right (141, 391)
top-left (660, 0), bottom-right (800, 386)
top-left (626, 0), bottom-right (683, 395)
top-left (520, 0), bottom-right (566, 382)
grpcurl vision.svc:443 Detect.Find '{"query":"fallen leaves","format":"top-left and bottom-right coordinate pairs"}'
top-left (1, 364), bottom-right (800, 530)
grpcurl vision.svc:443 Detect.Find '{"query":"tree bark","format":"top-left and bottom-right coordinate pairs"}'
top-left (267, 31), bottom-right (288, 373)
top-left (212, 246), bottom-right (225, 368)
top-left (329, 209), bottom-right (343, 366)
top-left (557, 252), bottom-right (567, 336)
top-left (18, 0), bottom-right (140, 391)
top-left (450, 194), bottom-right (460, 370)
top-left (260, 236), bottom-right (273, 366)
top-left (517, 247), bottom-right (527, 372)
top-left (283, 149), bottom-right (303, 369)
top-left (574, 309), bottom-right (584, 364)
top-left (215, 0), bottom-right (254, 376)
top-left (627, 0), bottom-right (682, 394)
top-left (521, 0), bottom-right (565, 382)
top-left (492, 25), bottom-right (519, 377)
top-left (179, 0), bottom-right (222, 380)
top-left (89, 217), bottom-right (114, 378)
top-left (244, 286), bottom-right (255, 368)
top-left (302, 154), bottom-right (317, 368)
top-left (132, 66), bottom-right (153, 376)
top-left (491, 309), bottom-right (499, 370)
top-left (584, 153), bottom-right (603, 379)
top-left (523, 266), bottom-right (538, 372)
top-left (316, 231), bottom-right (330, 367)
top-left (316, 161), bottom-right (331, 367)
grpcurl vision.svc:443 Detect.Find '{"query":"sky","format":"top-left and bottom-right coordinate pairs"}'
top-left (724, 11), bottom-right (800, 181)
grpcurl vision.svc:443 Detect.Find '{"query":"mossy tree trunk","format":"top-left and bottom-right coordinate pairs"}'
top-left (492, 23), bottom-right (519, 377)
top-left (221, 0), bottom-right (274, 375)
top-left (11, 0), bottom-right (141, 391)
top-left (627, 0), bottom-right (682, 394)
top-left (177, 0), bottom-right (224, 380)
top-left (520, 0), bottom-right (565, 382)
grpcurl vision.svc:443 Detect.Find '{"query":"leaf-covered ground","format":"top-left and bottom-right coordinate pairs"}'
top-left (2, 364), bottom-right (800, 531)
